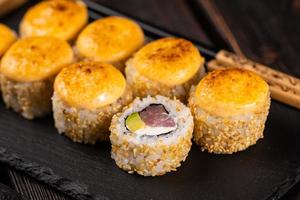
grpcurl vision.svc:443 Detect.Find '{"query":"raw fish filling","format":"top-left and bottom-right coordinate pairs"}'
top-left (125, 104), bottom-right (177, 136)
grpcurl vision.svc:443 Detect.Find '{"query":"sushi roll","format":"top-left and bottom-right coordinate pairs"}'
top-left (20, 0), bottom-right (88, 41)
top-left (53, 62), bottom-right (133, 144)
top-left (126, 37), bottom-right (205, 102)
top-left (0, 36), bottom-right (74, 119)
top-left (75, 16), bottom-right (144, 71)
top-left (110, 95), bottom-right (194, 176)
top-left (0, 24), bottom-right (17, 57)
top-left (189, 68), bottom-right (271, 154)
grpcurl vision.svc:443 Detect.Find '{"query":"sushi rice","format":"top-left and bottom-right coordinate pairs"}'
top-left (110, 95), bottom-right (194, 176)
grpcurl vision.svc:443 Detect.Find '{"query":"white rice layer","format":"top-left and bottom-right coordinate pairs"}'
top-left (0, 74), bottom-right (53, 119)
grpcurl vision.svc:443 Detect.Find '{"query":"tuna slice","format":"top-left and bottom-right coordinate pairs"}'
top-left (139, 104), bottom-right (176, 127)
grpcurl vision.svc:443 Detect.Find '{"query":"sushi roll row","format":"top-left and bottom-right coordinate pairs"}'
top-left (0, 0), bottom-right (271, 176)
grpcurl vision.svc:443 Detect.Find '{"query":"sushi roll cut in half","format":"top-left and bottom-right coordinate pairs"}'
top-left (0, 24), bottom-right (17, 57)
top-left (0, 36), bottom-right (74, 119)
top-left (126, 37), bottom-right (205, 102)
top-left (189, 68), bottom-right (271, 154)
top-left (53, 62), bottom-right (133, 144)
top-left (110, 96), bottom-right (194, 176)
top-left (20, 0), bottom-right (88, 41)
top-left (76, 16), bottom-right (144, 71)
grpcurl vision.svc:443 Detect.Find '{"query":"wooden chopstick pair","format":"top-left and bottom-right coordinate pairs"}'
top-left (0, 0), bottom-right (27, 17)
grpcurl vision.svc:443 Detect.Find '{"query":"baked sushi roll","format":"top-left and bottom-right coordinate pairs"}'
top-left (20, 0), bottom-right (88, 41)
top-left (110, 95), bottom-right (194, 176)
top-left (125, 37), bottom-right (205, 102)
top-left (53, 62), bottom-right (133, 144)
top-left (189, 68), bottom-right (271, 154)
top-left (75, 16), bottom-right (144, 71)
top-left (0, 36), bottom-right (74, 119)
top-left (0, 24), bottom-right (17, 57)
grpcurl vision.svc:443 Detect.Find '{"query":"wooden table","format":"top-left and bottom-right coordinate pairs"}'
top-left (0, 0), bottom-right (299, 199)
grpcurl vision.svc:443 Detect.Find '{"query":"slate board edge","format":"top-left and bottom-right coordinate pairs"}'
top-left (1, 144), bottom-right (300, 200)
top-left (0, 147), bottom-right (109, 200)
top-left (266, 166), bottom-right (300, 200)
top-left (0, 182), bottom-right (24, 200)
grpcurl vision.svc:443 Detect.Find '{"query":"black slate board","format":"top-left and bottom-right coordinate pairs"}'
top-left (0, 182), bottom-right (23, 200)
top-left (1, 1), bottom-right (300, 200)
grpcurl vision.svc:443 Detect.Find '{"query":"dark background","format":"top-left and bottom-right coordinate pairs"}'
top-left (0, 0), bottom-right (300, 199)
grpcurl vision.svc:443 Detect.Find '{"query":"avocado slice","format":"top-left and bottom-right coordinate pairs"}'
top-left (125, 112), bottom-right (145, 132)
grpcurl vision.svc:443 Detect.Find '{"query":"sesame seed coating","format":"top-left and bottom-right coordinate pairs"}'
top-left (189, 86), bottom-right (271, 154)
top-left (52, 85), bottom-right (133, 144)
top-left (110, 132), bottom-right (192, 176)
top-left (110, 96), bottom-right (194, 176)
top-left (0, 74), bottom-right (53, 119)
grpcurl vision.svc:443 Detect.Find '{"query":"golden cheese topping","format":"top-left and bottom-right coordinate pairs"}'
top-left (20, 0), bottom-right (88, 41)
top-left (54, 62), bottom-right (126, 109)
top-left (131, 37), bottom-right (204, 86)
top-left (1, 36), bottom-right (74, 82)
top-left (76, 16), bottom-right (144, 63)
top-left (194, 68), bottom-right (270, 117)
top-left (0, 24), bottom-right (17, 57)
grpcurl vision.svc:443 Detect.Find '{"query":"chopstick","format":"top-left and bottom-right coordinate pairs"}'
top-left (84, 0), bottom-right (300, 110)
top-left (0, 0), bottom-right (27, 17)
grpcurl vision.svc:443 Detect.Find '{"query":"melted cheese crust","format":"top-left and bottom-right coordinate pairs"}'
top-left (0, 24), bottom-right (17, 57)
top-left (194, 68), bottom-right (270, 117)
top-left (1, 36), bottom-right (73, 82)
top-left (131, 37), bottom-right (204, 86)
top-left (54, 62), bottom-right (126, 109)
top-left (20, 0), bottom-right (88, 41)
top-left (76, 16), bottom-right (144, 63)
